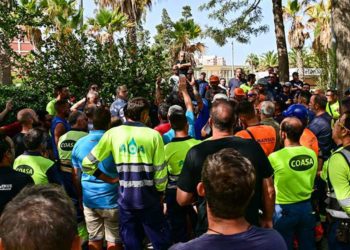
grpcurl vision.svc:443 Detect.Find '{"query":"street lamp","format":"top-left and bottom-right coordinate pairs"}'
top-left (231, 41), bottom-right (234, 79)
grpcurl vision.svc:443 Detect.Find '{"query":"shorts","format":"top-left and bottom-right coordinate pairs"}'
top-left (83, 206), bottom-right (121, 243)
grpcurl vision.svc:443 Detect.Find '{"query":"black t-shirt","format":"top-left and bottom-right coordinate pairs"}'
top-left (0, 167), bottom-right (34, 214)
top-left (12, 132), bottom-right (26, 157)
top-left (176, 60), bottom-right (190, 75)
top-left (177, 136), bottom-right (273, 235)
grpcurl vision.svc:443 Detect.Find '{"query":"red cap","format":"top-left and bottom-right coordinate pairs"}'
top-left (234, 88), bottom-right (246, 96)
top-left (209, 75), bottom-right (220, 83)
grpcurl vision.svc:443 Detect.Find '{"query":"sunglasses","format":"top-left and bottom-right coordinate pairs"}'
top-left (248, 94), bottom-right (257, 97)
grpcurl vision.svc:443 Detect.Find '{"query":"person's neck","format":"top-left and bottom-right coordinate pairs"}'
top-left (329, 100), bottom-right (337, 105)
top-left (245, 118), bottom-right (260, 127)
top-left (174, 130), bottom-right (188, 138)
top-left (284, 139), bottom-right (300, 147)
top-left (28, 149), bottom-right (42, 155)
top-left (56, 96), bottom-right (63, 101)
top-left (315, 109), bottom-right (325, 116)
top-left (207, 211), bottom-right (250, 235)
top-left (211, 128), bottom-right (233, 140)
top-left (56, 113), bottom-right (66, 119)
top-left (21, 124), bottom-right (32, 133)
top-left (342, 137), bottom-right (350, 147)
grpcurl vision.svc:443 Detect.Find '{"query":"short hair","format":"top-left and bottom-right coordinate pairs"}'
top-left (93, 107), bottom-right (111, 130)
top-left (299, 90), bottom-right (312, 104)
top-left (344, 113), bottom-right (350, 131)
top-left (0, 134), bottom-right (10, 162)
top-left (260, 101), bottom-right (275, 117)
top-left (202, 148), bottom-right (256, 219)
top-left (237, 100), bottom-right (255, 119)
top-left (200, 72), bottom-right (206, 76)
top-left (169, 110), bottom-right (187, 131)
top-left (68, 111), bottom-right (84, 126)
top-left (0, 185), bottom-right (77, 250)
top-left (116, 85), bottom-right (127, 93)
top-left (247, 74), bottom-right (256, 82)
top-left (54, 99), bottom-right (68, 112)
top-left (292, 72), bottom-right (299, 77)
top-left (84, 106), bottom-right (96, 119)
top-left (53, 85), bottom-right (68, 97)
top-left (280, 117), bottom-right (304, 142)
top-left (125, 97), bottom-right (150, 122)
top-left (158, 103), bottom-right (170, 120)
top-left (36, 110), bottom-right (49, 122)
top-left (23, 128), bottom-right (45, 150)
top-left (303, 83), bottom-right (310, 88)
top-left (326, 89), bottom-right (338, 96)
top-left (17, 108), bottom-right (36, 124)
top-left (341, 97), bottom-right (350, 114)
top-left (87, 91), bottom-right (99, 99)
top-left (313, 94), bottom-right (327, 110)
top-left (210, 100), bottom-right (237, 131)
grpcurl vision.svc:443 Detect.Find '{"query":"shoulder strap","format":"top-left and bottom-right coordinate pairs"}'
top-left (245, 128), bottom-right (256, 141)
top-left (326, 145), bottom-right (350, 190)
top-left (327, 102), bottom-right (334, 117)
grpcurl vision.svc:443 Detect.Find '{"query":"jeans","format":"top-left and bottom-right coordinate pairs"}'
top-left (273, 201), bottom-right (316, 250)
top-left (119, 204), bottom-right (171, 250)
top-left (328, 220), bottom-right (350, 250)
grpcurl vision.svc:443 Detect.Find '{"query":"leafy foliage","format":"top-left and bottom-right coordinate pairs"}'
top-left (199, 0), bottom-right (269, 46)
top-left (0, 85), bottom-right (49, 124)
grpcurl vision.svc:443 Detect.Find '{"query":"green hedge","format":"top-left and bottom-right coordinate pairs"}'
top-left (0, 84), bottom-right (49, 125)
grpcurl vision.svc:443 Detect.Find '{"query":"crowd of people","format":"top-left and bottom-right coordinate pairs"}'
top-left (0, 58), bottom-right (350, 250)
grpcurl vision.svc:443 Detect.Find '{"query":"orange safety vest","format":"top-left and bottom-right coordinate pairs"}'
top-left (235, 125), bottom-right (277, 156)
top-left (300, 128), bottom-right (319, 156)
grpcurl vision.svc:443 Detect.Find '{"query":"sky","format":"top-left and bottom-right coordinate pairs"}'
top-left (83, 0), bottom-right (286, 66)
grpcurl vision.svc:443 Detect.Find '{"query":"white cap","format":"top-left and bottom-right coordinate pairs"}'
top-left (168, 105), bottom-right (184, 116)
top-left (212, 93), bottom-right (229, 103)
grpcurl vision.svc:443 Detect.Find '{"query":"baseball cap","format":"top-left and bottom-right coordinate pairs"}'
top-left (168, 105), bottom-right (183, 116)
top-left (283, 82), bottom-right (292, 87)
top-left (257, 78), bottom-right (268, 86)
top-left (209, 75), bottom-right (220, 83)
top-left (212, 93), bottom-right (229, 103)
top-left (282, 104), bottom-right (308, 121)
top-left (234, 88), bottom-right (246, 97)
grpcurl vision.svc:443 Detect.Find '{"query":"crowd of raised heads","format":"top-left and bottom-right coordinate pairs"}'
top-left (1, 59), bottom-right (350, 250)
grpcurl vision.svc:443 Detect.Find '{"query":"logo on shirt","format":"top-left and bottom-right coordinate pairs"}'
top-left (289, 155), bottom-right (314, 171)
top-left (60, 140), bottom-right (76, 151)
top-left (15, 165), bottom-right (34, 176)
top-left (119, 138), bottom-right (145, 155)
top-left (0, 184), bottom-right (12, 191)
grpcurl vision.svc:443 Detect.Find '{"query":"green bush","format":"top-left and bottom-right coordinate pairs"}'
top-left (0, 85), bottom-right (49, 125)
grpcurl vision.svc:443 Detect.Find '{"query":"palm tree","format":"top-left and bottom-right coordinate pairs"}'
top-left (260, 51), bottom-right (279, 69)
top-left (88, 8), bottom-right (129, 44)
top-left (332, 0), bottom-right (350, 96)
top-left (283, 0), bottom-right (309, 80)
top-left (306, 0), bottom-right (331, 53)
top-left (169, 18), bottom-right (205, 65)
top-left (272, 0), bottom-right (290, 82)
top-left (97, 0), bottom-right (152, 45)
top-left (245, 53), bottom-right (259, 73)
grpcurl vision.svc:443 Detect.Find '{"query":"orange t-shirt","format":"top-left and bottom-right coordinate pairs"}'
top-left (235, 125), bottom-right (277, 156)
top-left (300, 128), bottom-right (319, 156)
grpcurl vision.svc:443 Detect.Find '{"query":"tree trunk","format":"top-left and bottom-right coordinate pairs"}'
top-left (295, 48), bottom-right (304, 81)
top-left (0, 52), bottom-right (12, 85)
top-left (272, 0), bottom-right (290, 82)
top-left (332, 0), bottom-right (350, 99)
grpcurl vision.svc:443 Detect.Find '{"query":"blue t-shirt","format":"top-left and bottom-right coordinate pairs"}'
top-left (50, 116), bottom-right (70, 160)
top-left (169, 226), bottom-right (287, 250)
top-left (163, 110), bottom-right (196, 144)
top-left (72, 130), bottom-right (118, 209)
top-left (194, 98), bottom-right (210, 140)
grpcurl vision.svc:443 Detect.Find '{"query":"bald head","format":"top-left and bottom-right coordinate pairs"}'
top-left (210, 100), bottom-right (237, 132)
top-left (17, 109), bottom-right (38, 125)
top-left (281, 117), bottom-right (304, 143)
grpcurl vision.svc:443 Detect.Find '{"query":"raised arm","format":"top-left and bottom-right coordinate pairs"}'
top-left (179, 75), bottom-right (193, 112)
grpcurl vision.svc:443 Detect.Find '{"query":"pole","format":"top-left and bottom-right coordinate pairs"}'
top-left (231, 41), bottom-right (234, 79)
top-left (80, 0), bottom-right (84, 27)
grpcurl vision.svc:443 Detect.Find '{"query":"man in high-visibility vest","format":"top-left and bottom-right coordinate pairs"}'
top-left (82, 97), bottom-right (171, 250)
top-left (326, 89), bottom-right (340, 127)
